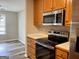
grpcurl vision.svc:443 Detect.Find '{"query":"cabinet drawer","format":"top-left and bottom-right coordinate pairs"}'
top-left (56, 49), bottom-right (67, 59)
top-left (56, 56), bottom-right (63, 59)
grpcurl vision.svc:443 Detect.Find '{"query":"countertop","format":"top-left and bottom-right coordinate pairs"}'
top-left (27, 34), bottom-right (69, 52)
top-left (27, 33), bottom-right (48, 39)
top-left (55, 42), bottom-right (69, 52)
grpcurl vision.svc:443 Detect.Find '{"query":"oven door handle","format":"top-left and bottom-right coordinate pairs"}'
top-left (36, 42), bottom-right (54, 50)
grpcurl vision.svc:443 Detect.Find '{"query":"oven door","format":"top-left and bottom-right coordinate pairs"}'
top-left (36, 43), bottom-right (55, 59)
top-left (76, 36), bottom-right (79, 52)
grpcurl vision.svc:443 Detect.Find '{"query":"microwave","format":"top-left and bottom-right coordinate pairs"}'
top-left (43, 9), bottom-right (65, 25)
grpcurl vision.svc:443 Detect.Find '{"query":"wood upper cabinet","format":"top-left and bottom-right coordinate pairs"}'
top-left (34, 0), bottom-right (43, 27)
top-left (43, 0), bottom-right (53, 12)
top-left (65, 0), bottom-right (72, 27)
top-left (54, 0), bottom-right (66, 10)
top-left (43, 0), bottom-right (66, 12)
top-left (34, 0), bottom-right (71, 27)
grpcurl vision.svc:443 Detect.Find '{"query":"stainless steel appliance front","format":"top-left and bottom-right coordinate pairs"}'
top-left (36, 31), bottom-right (69, 59)
top-left (43, 9), bottom-right (65, 25)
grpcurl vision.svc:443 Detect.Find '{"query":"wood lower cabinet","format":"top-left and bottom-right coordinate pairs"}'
top-left (65, 0), bottom-right (72, 27)
top-left (56, 48), bottom-right (69, 59)
top-left (27, 37), bottom-right (36, 59)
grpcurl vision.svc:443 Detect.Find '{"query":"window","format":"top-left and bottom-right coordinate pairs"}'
top-left (0, 14), bottom-right (6, 35)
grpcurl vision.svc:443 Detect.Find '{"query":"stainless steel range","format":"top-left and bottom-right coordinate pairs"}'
top-left (36, 31), bottom-right (69, 59)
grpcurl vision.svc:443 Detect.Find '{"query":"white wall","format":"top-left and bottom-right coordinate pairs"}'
top-left (0, 11), bottom-right (18, 41)
top-left (18, 10), bottom-right (26, 44)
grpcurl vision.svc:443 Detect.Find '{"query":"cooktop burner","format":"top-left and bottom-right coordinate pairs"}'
top-left (36, 31), bottom-right (69, 50)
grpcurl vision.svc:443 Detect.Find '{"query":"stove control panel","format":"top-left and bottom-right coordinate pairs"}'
top-left (48, 31), bottom-right (69, 38)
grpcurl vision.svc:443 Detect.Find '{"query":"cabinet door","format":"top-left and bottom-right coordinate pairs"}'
top-left (65, 0), bottom-right (72, 27)
top-left (27, 37), bottom-right (36, 59)
top-left (56, 56), bottom-right (63, 59)
top-left (27, 46), bottom-right (36, 59)
top-left (34, 0), bottom-right (43, 27)
top-left (43, 0), bottom-right (53, 12)
top-left (54, 0), bottom-right (66, 10)
top-left (56, 49), bottom-right (68, 59)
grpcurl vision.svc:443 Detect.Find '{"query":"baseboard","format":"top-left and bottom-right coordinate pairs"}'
top-left (0, 39), bottom-right (18, 43)
top-left (19, 40), bottom-right (25, 45)
top-left (24, 54), bottom-right (27, 57)
top-left (10, 51), bottom-right (25, 56)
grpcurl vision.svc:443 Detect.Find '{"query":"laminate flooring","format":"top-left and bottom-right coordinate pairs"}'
top-left (0, 40), bottom-right (27, 59)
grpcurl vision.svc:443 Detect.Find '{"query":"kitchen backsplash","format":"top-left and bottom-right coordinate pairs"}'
top-left (35, 25), bottom-right (70, 34)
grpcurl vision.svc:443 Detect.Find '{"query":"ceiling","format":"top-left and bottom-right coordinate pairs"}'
top-left (0, 0), bottom-right (25, 12)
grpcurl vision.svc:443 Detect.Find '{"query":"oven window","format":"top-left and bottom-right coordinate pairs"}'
top-left (36, 44), bottom-right (55, 59)
top-left (56, 13), bottom-right (63, 23)
top-left (43, 14), bottom-right (55, 23)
